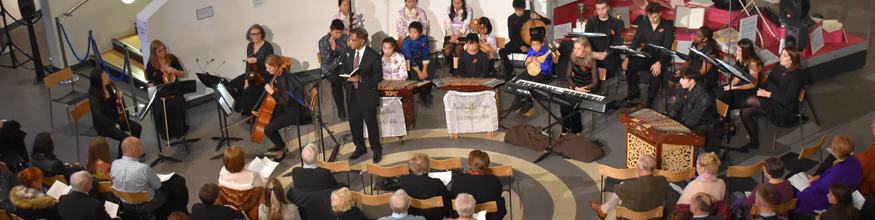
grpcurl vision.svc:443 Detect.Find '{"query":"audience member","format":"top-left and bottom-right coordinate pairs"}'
top-left (167, 212), bottom-right (190, 220)
top-left (590, 154), bottom-right (667, 219)
top-left (753, 185), bottom-right (788, 220)
top-left (30, 132), bottom-right (80, 178)
top-left (58, 171), bottom-right (114, 220)
top-left (0, 162), bottom-right (19, 213)
top-left (190, 183), bottom-right (245, 220)
top-left (0, 119), bottom-right (29, 166)
top-left (454, 193), bottom-right (476, 220)
top-left (796, 135), bottom-right (863, 214)
top-left (690, 192), bottom-right (721, 220)
top-left (678, 153), bottom-right (725, 205)
top-left (10, 167), bottom-right (60, 220)
top-left (112, 137), bottom-right (188, 220)
top-left (331, 187), bottom-right (368, 220)
top-left (259, 178), bottom-right (301, 220)
top-left (400, 153), bottom-right (452, 219)
top-left (450, 150), bottom-right (505, 220)
top-left (853, 116), bottom-right (875, 195)
top-left (86, 137), bottom-right (113, 180)
top-left (744, 157), bottom-right (794, 219)
top-left (291, 143), bottom-right (339, 192)
top-left (378, 189), bottom-right (426, 220)
top-left (216, 145), bottom-right (265, 220)
top-left (815, 183), bottom-right (859, 220)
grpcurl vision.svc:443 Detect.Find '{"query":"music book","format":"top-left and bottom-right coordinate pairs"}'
top-left (473, 210), bottom-right (487, 220)
top-left (428, 171), bottom-right (452, 186)
top-left (687, 0), bottom-right (714, 7)
top-left (788, 172), bottom-right (810, 191)
top-left (46, 180), bottom-right (72, 200)
top-left (714, 28), bottom-right (739, 53)
top-left (246, 157), bottom-right (279, 178)
top-left (674, 6), bottom-right (705, 29)
top-left (105, 201), bottom-right (120, 218)
top-left (340, 68), bottom-right (360, 78)
top-left (157, 172), bottom-right (175, 182)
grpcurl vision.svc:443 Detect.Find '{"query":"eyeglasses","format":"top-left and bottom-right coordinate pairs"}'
top-left (249, 32), bottom-right (261, 36)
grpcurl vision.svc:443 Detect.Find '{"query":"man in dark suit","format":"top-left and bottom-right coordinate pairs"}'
top-left (292, 143), bottom-right (339, 192)
top-left (343, 27), bottom-right (384, 163)
top-left (189, 183), bottom-right (245, 220)
top-left (690, 193), bottom-right (723, 220)
top-left (590, 154), bottom-right (667, 219)
top-left (57, 171), bottom-right (115, 220)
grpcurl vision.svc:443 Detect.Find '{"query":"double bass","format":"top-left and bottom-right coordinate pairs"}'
top-left (250, 57), bottom-right (292, 143)
top-left (520, 0), bottom-right (549, 45)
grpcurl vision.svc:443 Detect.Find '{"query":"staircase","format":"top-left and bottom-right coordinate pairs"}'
top-left (95, 33), bottom-right (148, 89)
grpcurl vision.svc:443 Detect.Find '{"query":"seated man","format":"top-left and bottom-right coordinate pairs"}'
top-left (57, 171), bottom-right (114, 220)
top-left (690, 193), bottom-right (722, 220)
top-left (454, 193), bottom-right (477, 220)
top-left (499, 0), bottom-right (551, 80)
top-left (190, 183), bottom-right (245, 220)
top-left (590, 154), bottom-right (667, 218)
top-left (378, 189), bottom-right (426, 220)
top-left (457, 33), bottom-right (489, 78)
top-left (111, 137), bottom-right (165, 215)
top-left (753, 185), bottom-right (789, 220)
top-left (291, 143), bottom-right (339, 192)
top-left (668, 67), bottom-right (719, 152)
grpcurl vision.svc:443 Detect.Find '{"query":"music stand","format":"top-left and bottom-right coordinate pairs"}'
top-left (196, 73), bottom-right (243, 152)
top-left (140, 80), bottom-right (198, 167)
top-left (690, 47), bottom-right (752, 83)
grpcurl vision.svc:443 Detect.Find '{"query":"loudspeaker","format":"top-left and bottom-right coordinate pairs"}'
top-left (780, 0), bottom-right (803, 22)
top-left (784, 21), bottom-right (808, 51)
top-left (17, 0), bottom-right (36, 19)
top-left (712, 0), bottom-right (746, 11)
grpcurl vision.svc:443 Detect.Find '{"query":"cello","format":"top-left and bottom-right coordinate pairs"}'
top-left (520, 0), bottom-right (549, 45)
top-left (250, 57), bottom-right (292, 143)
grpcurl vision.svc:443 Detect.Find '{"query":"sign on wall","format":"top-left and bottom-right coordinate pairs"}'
top-left (443, 91), bottom-right (498, 134)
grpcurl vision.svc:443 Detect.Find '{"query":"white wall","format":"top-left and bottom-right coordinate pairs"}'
top-left (2, 0), bottom-right (41, 26)
top-left (42, 0), bottom-right (150, 68)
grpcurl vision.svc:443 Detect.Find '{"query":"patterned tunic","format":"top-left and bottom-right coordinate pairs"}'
top-left (318, 33), bottom-right (349, 75)
top-left (332, 12), bottom-right (364, 35)
top-left (382, 52), bottom-right (408, 80)
top-left (443, 6), bottom-right (473, 36)
top-left (396, 6), bottom-right (429, 37)
top-left (479, 33), bottom-right (498, 59)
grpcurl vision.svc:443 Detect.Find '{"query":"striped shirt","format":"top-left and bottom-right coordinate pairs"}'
top-left (111, 156), bottom-right (161, 202)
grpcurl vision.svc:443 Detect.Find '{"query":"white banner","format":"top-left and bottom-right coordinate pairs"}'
top-left (364, 97), bottom-right (407, 138)
top-left (444, 91), bottom-right (498, 134)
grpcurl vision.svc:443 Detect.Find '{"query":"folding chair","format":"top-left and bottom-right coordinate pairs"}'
top-left (451, 200), bottom-right (499, 220)
top-left (780, 135), bottom-right (827, 175)
top-left (750, 198), bottom-right (797, 215)
top-left (429, 158), bottom-right (462, 171)
top-left (724, 160), bottom-right (765, 195)
top-left (365, 164), bottom-right (409, 195)
top-left (70, 100), bottom-right (98, 163)
top-left (44, 68), bottom-right (89, 131)
top-left (410, 196), bottom-right (445, 219)
top-left (42, 175), bottom-right (67, 186)
top-left (111, 190), bottom-right (152, 220)
top-left (615, 206), bottom-right (664, 220)
top-left (317, 160), bottom-right (357, 187)
top-left (489, 165), bottom-right (519, 220)
top-left (597, 164), bottom-right (638, 203)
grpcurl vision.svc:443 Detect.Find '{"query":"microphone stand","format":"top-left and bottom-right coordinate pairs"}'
top-left (315, 55), bottom-right (347, 163)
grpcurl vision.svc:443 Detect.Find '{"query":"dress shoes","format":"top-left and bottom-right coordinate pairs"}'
top-left (266, 146), bottom-right (282, 152)
top-left (590, 200), bottom-right (607, 219)
top-left (338, 111), bottom-right (347, 120)
top-left (621, 93), bottom-right (640, 103)
top-left (349, 150), bottom-right (367, 160)
top-left (372, 152), bottom-right (383, 163)
top-left (646, 98), bottom-right (655, 108)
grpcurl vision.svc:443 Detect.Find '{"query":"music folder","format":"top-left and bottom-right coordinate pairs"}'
top-left (139, 80), bottom-right (198, 121)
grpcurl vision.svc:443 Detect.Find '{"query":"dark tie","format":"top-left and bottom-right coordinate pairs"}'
top-left (353, 51), bottom-right (360, 88)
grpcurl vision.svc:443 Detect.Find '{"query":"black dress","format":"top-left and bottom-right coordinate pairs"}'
top-left (146, 55), bottom-right (190, 139)
top-left (758, 66), bottom-right (803, 123)
top-left (687, 41), bottom-right (721, 91)
top-left (716, 60), bottom-right (759, 109)
top-left (560, 56), bottom-right (599, 134)
top-left (232, 41), bottom-right (274, 115)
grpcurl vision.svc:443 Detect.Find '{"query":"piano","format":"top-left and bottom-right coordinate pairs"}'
top-left (504, 79), bottom-right (615, 113)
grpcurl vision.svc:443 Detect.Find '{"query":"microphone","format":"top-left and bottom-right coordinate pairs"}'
top-left (214, 61), bottom-right (227, 74)
top-left (205, 58), bottom-right (217, 74)
top-left (196, 59), bottom-right (207, 73)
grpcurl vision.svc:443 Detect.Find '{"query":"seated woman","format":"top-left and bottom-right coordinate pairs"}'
top-left (738, 46), bottom-right (805, 151)
top-left (815, 183), bottom-right (860, 220)
top-left (451, 150), bottom-right (506, 220)
top-left (561, 37), bottom-right (599, 136)
top-left (216, 145), bottom-right (266, 220)
top-left (400, 153), bottom-right (452, 220)
top-left (476, 17), bottom-right (498, 66)
top-left (86, 137), bottom-right (112, 180)
top-left (678, 152), bottom-right (726, 204)
top-left (676, 27), bottom-right (720, 94)
top-left (716, 38), bottom-right (761, 111)
top-left (796, 135), bottom-right (863, 215)
top-left (259, 178), bottom-right (301, 220)
top-left (331, 187), bottom-right (368, 220)
top-left (89, 69), bottom-right (142, 159)
top-left (145, 40), bottom-right (190, 142)
top-left (30, 132), bottom-right (80, 179)
top-left (10, 167), bottom-right (61, 220)
top-left (743, 157), bottom-right (795, 220)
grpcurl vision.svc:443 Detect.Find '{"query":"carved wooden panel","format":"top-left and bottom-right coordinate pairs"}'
top-left (626, 132), bottom-right (656, 168)
top-left (661, 144), bottom-right (695, 171)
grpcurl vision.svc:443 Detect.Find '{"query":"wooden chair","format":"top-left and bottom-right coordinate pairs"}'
top-left (42, 175), bottom-right (67, 186)
top-left (597, 164), bottom-right (638, 203)
top-left (410, 195), bottom-right (444, 219)
top-left (70, 99), bottom-right (96, 162)
top-left (365, 164), bottom-right (409, 195)
top-left (716, 99), bottom-right (733, 153)
top-left (654, 168), bottom-right (696, 183)
top-left (451, 200), bottom-right (499, 219)
top-left (98, 181), bottom-right (115, 193)
top-left (770, 88), bottom-right (809, 151)
top-left (111, 190), bottom-right (152, 219)
top-left (489, 165), bottom-right (519, 220)
top-left (429, 158), bottom-right (462, 171)
top-left (615, 206), bottom-right (664, 220)
top-left (781, 135), bottom-right (827, 175)
top-left (750, 198), bottom-right (797, 215)
top-left (44, 67), bottom-right (88, 131)
top-left (9, 214), bottom-right (36, 220)
top-left (317, 160), bottom-right (357, 186)
top-left (725, 160), bottom-right (765, 194)
top-left (351, 191), bottom-right (393, 206)
top-left (316, 52), bottom-right (321, 63)
top-left (0, 210), bottom-right (8, 220)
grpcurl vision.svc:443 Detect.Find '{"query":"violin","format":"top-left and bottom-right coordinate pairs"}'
top-left (108, 82), bottom-right (132, 131)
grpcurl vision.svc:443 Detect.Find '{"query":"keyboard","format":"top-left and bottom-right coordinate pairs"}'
top-left (504, 79), bottom-right (615, 113)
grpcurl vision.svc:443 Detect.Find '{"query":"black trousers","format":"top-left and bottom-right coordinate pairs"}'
top-left (408, 57), bottom-right (433, 100)
top-left (263, 107), bottom-right (309, 150)
top-left (348, 101), bottom-right (382, 154)
top-left (499, 42), bottom-right (526, 80)
top-left (230, 73), bottom-right (267, 115)
top-left (560, 105), bottom-right (583, 134)
top-left (715, 87), bottom-right (757, 110)
top-left (95, 120), bottom-right (141, 159)
top-left (626, 57), bottom-right (667, 101)
top-left (325, 68), bottom-right (347, 115)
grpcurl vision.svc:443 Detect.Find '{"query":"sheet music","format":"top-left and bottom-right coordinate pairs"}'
top-left (822, 20), bottom-right (844, 33)
top-left (157, 172), bottom-right (175, 182)
top-left (674, 7), bottom-right (705, 29)
top-left (740, 15), bottom-right (758, 45)
top-left (853, 190), bottom-right (865, 209)
top-left (788, 172), bottom-right (811, 191)
top-left (246, 157), bottom-right (279, 178)
top-left (428, 171), bottom-right (452, 186)
top-left (668, 182), bottom-right (684, 194)
top-left (810, 25), bottom-right (825, 54)
top-left (757, 49), bottom-right (779, 66)
top-left (554, 23), bottom-right (572, 41)
top-left (687, 0), bottom-right (714, 7)
top-left (46, 180), bottom-right (72, 200)
top-left (670, 0), bottom-right (685, 8)
top-left (673, 41), bottom-right (692, 61)
top-left (105, 201), bottom-right (120, 218)
top-left (473, 210), bottom-right (487, 220)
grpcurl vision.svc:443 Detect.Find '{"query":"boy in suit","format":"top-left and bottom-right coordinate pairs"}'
top-left (402, 21), bottom-right (434, 107)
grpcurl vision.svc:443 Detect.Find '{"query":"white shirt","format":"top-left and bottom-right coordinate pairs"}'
top-left (303, 163), bottom-right (318, 169)
top-left (391, 212), bottom-right (409, 218)
top-left (354, 47), bottom-right (366, 67)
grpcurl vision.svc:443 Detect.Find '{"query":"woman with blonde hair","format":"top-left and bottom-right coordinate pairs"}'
top-left (331, 187), bottom-right (367, 220)
top-left (86, 137), bottom-right (112, 180)
top-left (678, 152), bottom-right (726, 204)
top-left (561, 36), bottom-right (599, 136)
top-left (216, 145), bottom-right (265, 219)
top-left (259, 178), bottom-right (300, 220)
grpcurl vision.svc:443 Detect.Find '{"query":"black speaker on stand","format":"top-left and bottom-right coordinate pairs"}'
top-left (18, 0), bottom-right (46, 83)
top-left (712, 0), bottom-right (747, 11)
top-left (0, 0), bottom-right (35, 73)
top-left (784, 20), bottom-right (808, 51)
